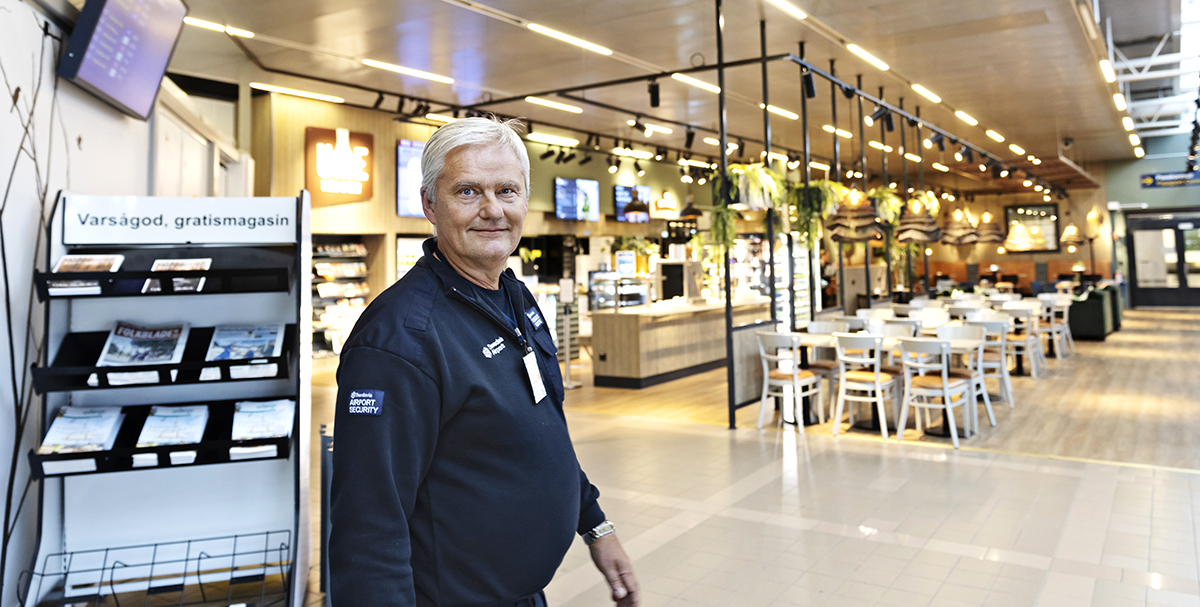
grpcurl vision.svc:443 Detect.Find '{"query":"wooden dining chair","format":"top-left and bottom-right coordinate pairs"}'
top-left (832, 333), bottom-right (900, 440)
top-left (756, 332), bottom-right (823, 431)
top-left (896, 338), bottom-right (970, 449)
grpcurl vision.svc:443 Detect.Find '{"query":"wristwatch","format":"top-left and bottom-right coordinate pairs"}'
top-left (583, 520), bottom-right (616, 545)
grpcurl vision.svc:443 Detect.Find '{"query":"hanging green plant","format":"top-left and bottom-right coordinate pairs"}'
top-left (710, 204), bottom-right (739, 252)
top-left (729, 163), bottom-right (786, 211)
top-left (788, 179), bottom-right (845, 243)
top-left (711, 169), bottom-right (740, 207)
top-left (610, 235), bottom-right (657, 256)
top-left (867, 186), bottom-right (904, 227)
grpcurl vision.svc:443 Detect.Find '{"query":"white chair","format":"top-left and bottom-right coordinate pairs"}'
top-left (935, 324), bottom-right (997, 433)
top-left (966, 309), bottom-right (1010, 323)
top-left (909, 298), bottom-right (945, 309)
top-left (837, 316), bottom-right (868, 331)
top-left (756, 332), bottom-right (824, 430)
top-left (857, 308), bottom-right (896, 321)
top-left (1000, 307), bottom-right (1047, 378)
top-left (896, 338), bottom-right (971, 449)
top-left (832, 333), bottom-right (901, 440)
top-left (804, 320), bottom-right (849, 422)
top-left (911, 307), bottom-right (950, 330)
top-left (1037, 294), bottom-right (1075, 356)
top-left (891, 303), bottom-right (913, 318)
top-left (967, 319), bottom-right (1015, 408)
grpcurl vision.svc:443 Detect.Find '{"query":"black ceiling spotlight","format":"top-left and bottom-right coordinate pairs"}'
top-left (540, 147), bottom-right (556, 161)
top-left (841, 84), bottom-right (856, 98)
top-left (655, 147), bottom-right (666, 161)
top-left (738, 138), bottom-right (746, 155)
top-left (907, 116), bottom-right (918, 128)
top-left (372, 92), bottom-right (385, 109)
top-left (928, 132), bottom-right (945, 151)
top-left (562, 151), bottom-right (577, 164)
top-left (999, 166), bottom-right (1010, 178)
top-left (883, 112), bottom-right (895, 132)
top-left (635, 161), bottom-right (645, 177)
top-left (948, 136), bottom-right (958, 146)
top-left (649, 80), bottom-right (660, 108)
top-left (632, 119), bottom-right (646, 133)
top-left (962, 146), bottom-right (973, 163)
top-left (555, 149), bottom-right (567, 164)
top-left (579, 153), bottom-right (593, 166)
top-left (865, 105), bottom-right (888, 127)
top-left (685, 129), bottom-right (695, 149)
top-left (609, 157), bottom-right (621, 174)
top-left (992, 165), bottom-right (1002, 180)
top-left (802, 69), bottom-right (817, 98)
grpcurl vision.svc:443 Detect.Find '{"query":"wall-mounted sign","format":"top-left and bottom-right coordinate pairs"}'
top-left (1141, 172), bottom-right (1200, 189)
top-left (63, 195), bottom-right (298, 245)
top-left (305, 127), bottom-right (374, 205)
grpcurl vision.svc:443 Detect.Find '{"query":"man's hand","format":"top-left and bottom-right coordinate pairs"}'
top-left (588, 533), bottom-right (639, 606)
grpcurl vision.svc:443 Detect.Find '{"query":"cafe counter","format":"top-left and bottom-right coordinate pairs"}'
top-left (590, 298), bottom-right (772, 388)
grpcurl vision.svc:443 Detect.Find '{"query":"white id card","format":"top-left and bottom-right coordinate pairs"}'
top-left (523, 351), bottom-right (547, 404)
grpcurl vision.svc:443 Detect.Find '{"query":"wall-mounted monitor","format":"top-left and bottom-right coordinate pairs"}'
top-left (1003, 203), bottom-right (1060, 253)
top-left (397, 139), bottom-right (425, 217)
top-left (554, 178), bottom-right (600, 221)
top-left (57, 0), bottom-right (188, 120)
top-left (614, 185), bottom-right (651, 223)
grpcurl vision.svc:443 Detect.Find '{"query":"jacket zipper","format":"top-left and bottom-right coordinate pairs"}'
top-left (449, 287), bottom-right (531, 353)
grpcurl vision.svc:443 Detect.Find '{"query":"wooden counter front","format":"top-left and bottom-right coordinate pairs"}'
top-left (591, 300), bottom-right (771, 388)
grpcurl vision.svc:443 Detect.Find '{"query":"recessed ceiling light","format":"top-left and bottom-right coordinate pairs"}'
top-left (362, 59), bottom-right (455, 84)
top-left (526, 23), bottom-right (613, 55)
top-left (224, 26), bottom-right (254, 38)
top-left (986, 130), bottom-right (1005, 142)
top-left (954, 111), bottom-right (978, 126)
top-left (911, 84), bottom-right (941, 103)
top-left (183, 16), bottom-right (226, 32)
top-left (1122, 116), bottom-right (1135, 131)
top-left (1134, 147), bottom-right (1145, 158)
top-left (904, 153), bottom-right (922, 162)
top-left (249, 83), bottom-right (344, 103)
top-left (1129, 133), bottom-right (1141, 146)
top-left (524, 96), bottom-right (582, 113)
top-left (846, 44), bottom-right (889, 71)
top-left (764, 0), bottom-right (807, 20)
top-left (1009, 144), bottom-right (1025, 155)
top-left (931, 163), bottom-right (949, 172)
top-left (809, 161), bottom-right (830, 171)
top-left (1099, 59), bottom-right (1116, 83)
top-left (1113, 93), bottom-right (1127, 111)
top-left (528, 133), bottom-right (579, 146)
top-left (671, 73), bottom-right (721, 94)
top-left (425, 113), bottom-right (457, 123)
top-left (760, 104), bottom-right (799, 120)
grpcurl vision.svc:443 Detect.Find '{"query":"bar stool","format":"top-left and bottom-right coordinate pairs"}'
top-left (756, 332), bottom-right (823, 431)
top-left (896, 338), bottom-right (970, 449)
top-left (832, 333), bottom-right (900, 440)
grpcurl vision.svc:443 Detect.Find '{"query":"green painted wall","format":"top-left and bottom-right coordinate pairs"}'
top-left (1106, 134), bottom-right (1196, 210)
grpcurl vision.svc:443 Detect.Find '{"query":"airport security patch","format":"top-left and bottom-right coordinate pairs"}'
top-left (347, 390), bottom-right (383, 415)
top-left (525, 306), bottom-right (544, 330)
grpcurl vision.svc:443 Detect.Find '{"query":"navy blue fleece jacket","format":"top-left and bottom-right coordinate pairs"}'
top-left (328, 238), bottom-right (605, 607)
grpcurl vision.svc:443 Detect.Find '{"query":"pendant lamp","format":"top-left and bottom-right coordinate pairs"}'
top-left (825, 188), bottom-right (885, 242)
top-left (896, 198), bottom-right (942, 244)
top-left (941, 208), bottom-right (979, 245)
top-left (1060, 221), bottom-right (1085, 253)
top-left (679, 195), bottom-right (703, 219)
top-left (975, 211), bottom-right (1006, 244)
top-left (623, 195), bottom-right (650, 216)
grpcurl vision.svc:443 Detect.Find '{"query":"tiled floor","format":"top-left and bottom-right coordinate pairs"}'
top-left (550, 413), bottom-right (1200, 607)
top-left (308, 308), bottom-right (1200, 607)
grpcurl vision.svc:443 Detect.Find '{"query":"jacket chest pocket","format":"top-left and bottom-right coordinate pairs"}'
top-left (532, 329), bottom-right (564, 405)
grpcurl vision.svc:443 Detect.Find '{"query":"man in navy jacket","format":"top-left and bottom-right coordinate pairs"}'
top-left (329, 117), bottom-right (638, 607)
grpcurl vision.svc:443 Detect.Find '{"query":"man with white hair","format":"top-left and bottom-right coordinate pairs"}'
top-left (329, 117), bottom-right (638, 607)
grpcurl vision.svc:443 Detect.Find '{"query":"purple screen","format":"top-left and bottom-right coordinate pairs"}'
top-left (75, 0), bottom-right (187, 118)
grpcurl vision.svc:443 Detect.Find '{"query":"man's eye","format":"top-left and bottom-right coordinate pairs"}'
top-left (500, 188), bottom-right (515, 195)
top-left (460, 188), bottom-right (475, 197)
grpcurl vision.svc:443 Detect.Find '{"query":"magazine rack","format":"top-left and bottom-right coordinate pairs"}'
top-left (19, 530), bottom-right (291, 607)
top-left (25, 192), bottom-right (312, 607)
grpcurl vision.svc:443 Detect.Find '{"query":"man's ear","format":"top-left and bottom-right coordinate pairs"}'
top-left (421, 187), bottom-right (437, 226)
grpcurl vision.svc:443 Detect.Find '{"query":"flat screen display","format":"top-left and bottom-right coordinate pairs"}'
top-left (58, 0), bottom-right (188, 120)
top-left (614, 185), bottom-right (651, 223)
top-left (397, 139), bottom-right (426, 218)
top-left (554, 178), bottom-right (600, 221)
top-left (1003, 203), bottom-right (1060, 253)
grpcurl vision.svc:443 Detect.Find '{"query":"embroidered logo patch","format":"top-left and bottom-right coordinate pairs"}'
top-left (347, 390), bottom-right (383, 415)
top-left (525, 307), bottom-right (544, 330)
top-left (482, 336), bottom-right (505, 359)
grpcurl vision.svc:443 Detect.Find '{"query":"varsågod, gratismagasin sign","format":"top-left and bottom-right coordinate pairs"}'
top-left (62, 195), bottom-right (298, 245)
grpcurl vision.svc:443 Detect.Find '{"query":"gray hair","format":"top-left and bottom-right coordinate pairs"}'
top-left (421, 116), bottom-right (530, 204)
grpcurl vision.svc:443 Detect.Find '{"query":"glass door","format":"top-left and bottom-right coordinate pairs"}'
top-left (1127, 213), bottom-right (1200, 306)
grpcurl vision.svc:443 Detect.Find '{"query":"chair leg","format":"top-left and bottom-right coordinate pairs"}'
top-left (980, 377), bottom-right (996, 427)
top-left (896, 390), bottom-right (910, 443)
top-left (1003, 367), bottom-right (1015, 408)
top-left (758, 378), bottom-right (770, 430)
top-left (876, 389), bottom-right (889, 441)
top-left (832, 383), bottom-right (847, 437)
top-left (944, 399), bottom-right (960, 449)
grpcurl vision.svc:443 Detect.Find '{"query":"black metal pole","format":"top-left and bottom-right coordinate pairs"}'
top-left (760, 20), bottom-right (777, 325)
top-left (800, 42), bottom-right (815, 325)
top-left (917, 106), bottom-right (930, 295)
top-left (900, 97), bottom-right (912, 291)
top-left (880, 86), bottom-right (892, 297)
top-left (831, 60), bottom-right (844, 311)
top-left (717, 0), bottom-right (736, 429)
top-left (858, 75), bottom-right (871, 310)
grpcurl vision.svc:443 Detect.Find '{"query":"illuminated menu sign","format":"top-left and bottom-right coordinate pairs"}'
top-left (305, 127), bottom-right (375, 205)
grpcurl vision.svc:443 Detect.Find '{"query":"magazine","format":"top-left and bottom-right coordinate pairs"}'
top-left (142, 277), bottom-right (207, 293)
top-left (136, 405), bottom-right (210, 447)
top-left (230, 399), bottom-right (295, 440)
top-left (205, 325), bottom-right (286, 361)
top-left (52, 254), bottom-right (124, 273)
top-left (49, 254), bottom-right (124, 296)
top-left (96, 321), bottom-right (190, 367)
top-left (37, 406), bottom-right (124, 454)
top-left (150, 258), bottom-right (212, 272)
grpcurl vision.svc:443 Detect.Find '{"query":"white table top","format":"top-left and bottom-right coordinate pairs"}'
top-left (792, 332), bottom-right (984, 353)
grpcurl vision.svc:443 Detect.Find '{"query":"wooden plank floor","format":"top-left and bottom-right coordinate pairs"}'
top-left (562, 307), bottom-right (1200, 470)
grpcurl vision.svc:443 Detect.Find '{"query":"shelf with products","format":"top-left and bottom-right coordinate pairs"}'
top-left (311, 235), bottom-right (387, 359)
top-left (27, 192), bottom-right (312, 606)
top-left (589, 272), bottom-right (652, 310)
top-left (27, 398), bottom-right (295, 479)
top-left (34, 246), bottom-right (295, 301)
